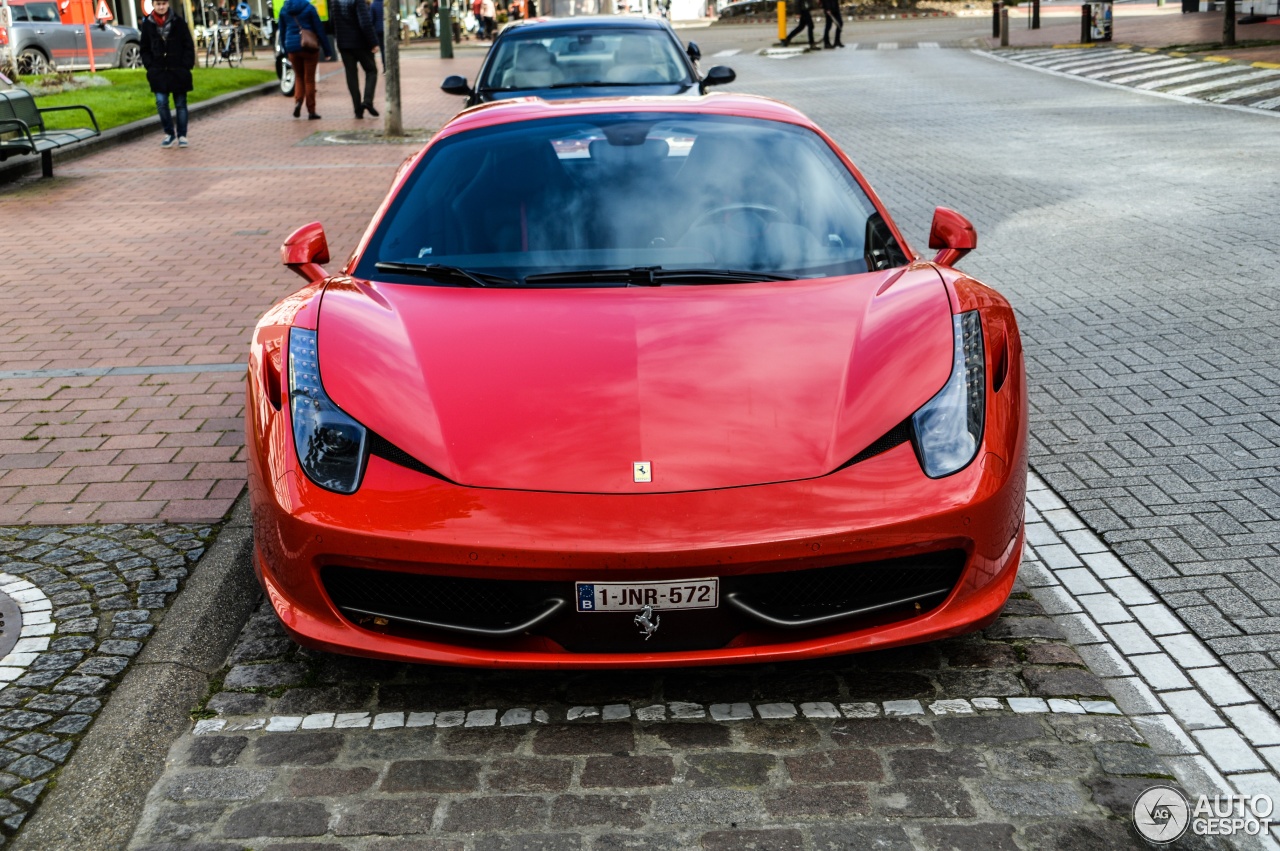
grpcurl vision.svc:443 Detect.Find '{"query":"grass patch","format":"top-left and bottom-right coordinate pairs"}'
top-left (34, 67), bottom-right (275, 131)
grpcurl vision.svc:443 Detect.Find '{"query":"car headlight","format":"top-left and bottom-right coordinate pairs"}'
top-left (288, 328), bottom-right (367, 494)
top-left (911, 311), bottom-right (985, 478)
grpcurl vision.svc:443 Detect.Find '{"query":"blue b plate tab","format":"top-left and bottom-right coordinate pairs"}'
top-left (577, 583), bottom-right (596, 612)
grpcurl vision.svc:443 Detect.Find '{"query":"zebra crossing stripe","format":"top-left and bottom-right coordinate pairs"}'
top-left (1166, 68), bottom-right (1277, 96)
top-left (712, 49), bottom-right (741, 57)
top-left (1079, 56), bottom-right (1182, 77)
top-left (1251, 93), bottom-right (1280, 109)
top-left (877, 42), bottom-right (898, 50)
top-left (1136, 64), bottom-right (1253, 91)
top-left (1205, 77), bottom-right (1280, 103)
top-left (919, 42), bottom-right (940, 49)
top-left (1107, 61), bottom-right (1196, 85)
top-left (1066, 55), bottom-right (1172, 75)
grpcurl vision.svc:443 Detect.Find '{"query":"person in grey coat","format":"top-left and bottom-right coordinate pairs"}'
top-left (332, 0), bottom-right (381, 118)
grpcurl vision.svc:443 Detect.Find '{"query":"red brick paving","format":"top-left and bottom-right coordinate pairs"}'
top-left (0, 47), bottom-right (485, 524)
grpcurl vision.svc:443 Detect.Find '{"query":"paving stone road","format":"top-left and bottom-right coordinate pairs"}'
top-left (130, 578), bottom-right (1174, 850)
top-left (3, 14), bottom-right (1280, 850)
top-left (726, 35), bottom-right (1280, 713)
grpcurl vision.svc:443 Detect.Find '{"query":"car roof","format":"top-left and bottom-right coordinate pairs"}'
top-left (438, 93), bottom-right (815, 138)
top-left (501, 15), bottom-right (673, 33)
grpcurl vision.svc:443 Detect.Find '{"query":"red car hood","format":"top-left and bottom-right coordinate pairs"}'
top-left (315, 268), bottom-right (953, 493)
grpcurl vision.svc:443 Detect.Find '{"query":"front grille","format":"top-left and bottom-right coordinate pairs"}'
top-left (726, 549), bottom-right (965, 626)
top-left (322, 565), bottom-right (562, 634)
top-left (322, 549), bottom-right (967, 651)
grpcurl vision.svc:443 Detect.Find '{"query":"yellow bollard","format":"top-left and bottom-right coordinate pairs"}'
top-left (778, 0), bottom-right (787, 42)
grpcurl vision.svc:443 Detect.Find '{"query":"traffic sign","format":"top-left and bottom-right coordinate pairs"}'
top-left (96, 0), bottom-right (113, 20)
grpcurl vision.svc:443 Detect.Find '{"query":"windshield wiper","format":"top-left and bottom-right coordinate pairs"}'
top-left (374, 262), bottom-right (519, 288)
top-left (522, 267), bottom-right (797, 287)
top-left (546, 81), bottom-right (682, 89)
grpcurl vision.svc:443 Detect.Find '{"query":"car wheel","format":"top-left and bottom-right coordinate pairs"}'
top-left (279, 59), bottom-right (295, 96)
top-left (17, 48), bottom-right (51, 76)
top-left (119, 42), bottom-right (142, 69)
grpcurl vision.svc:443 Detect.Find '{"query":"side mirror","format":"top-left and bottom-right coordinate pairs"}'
top-left (928, 206), bottom-right (977, 268)
top-left (441, 75), bottom-right (473, 97)
top-left (97, 20), bottom-right (107, 27)
top-left (281, 222), bottom-right (330, 282)
top-left (701, 65), bottom-right (735, 88)
top-left (686, 41), bottom-right (700, 62)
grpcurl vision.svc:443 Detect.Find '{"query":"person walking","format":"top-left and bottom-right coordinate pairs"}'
top-left (781, 0), bottom-right (815, 48)
top-left (139, 0), bottom-right (195, 149)
top-left (279, 0), bottom-right (334, 119)
top-left (370, 0), bottom-right (385, 71)
top-left (821, 0), bottom-right (843, 48)
top-left (332, 0), bottom-right (381, 118)
top-left (480, 0), bottom-right (495, 39)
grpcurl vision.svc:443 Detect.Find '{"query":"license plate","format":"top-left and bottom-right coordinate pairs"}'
top-left (575, 578), bottom-right (719, 612)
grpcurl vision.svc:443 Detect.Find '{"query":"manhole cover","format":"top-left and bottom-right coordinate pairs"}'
top-left (0, 591), bottom-right (22, 660)
top-left (298, 129), bottom-right (435, 147)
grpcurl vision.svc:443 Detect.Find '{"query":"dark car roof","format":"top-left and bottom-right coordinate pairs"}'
top-left (501, 15), bottom-right (673, 33)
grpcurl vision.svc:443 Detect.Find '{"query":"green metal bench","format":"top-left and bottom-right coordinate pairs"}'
top-left (0, 88), bottom-right (100, 178)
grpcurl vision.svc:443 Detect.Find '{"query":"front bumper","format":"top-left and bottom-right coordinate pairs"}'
top-left (249, 432), bottom-right (1026, 668)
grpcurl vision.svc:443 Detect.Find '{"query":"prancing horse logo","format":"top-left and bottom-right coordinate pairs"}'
top-left (634, 604), bottom-right (660, 640)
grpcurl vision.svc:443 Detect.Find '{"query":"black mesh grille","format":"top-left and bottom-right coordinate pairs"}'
top-left (366, 432), bottom-right (450, 480)
top-left (727, 550), bottom-right (965, 622)
top-left (322, 566), bottom-right (561, 631)
top-left (835, 419), bottom-right (914, 472)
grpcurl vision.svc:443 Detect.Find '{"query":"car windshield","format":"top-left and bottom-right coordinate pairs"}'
top-left (481, 28), bottom-right (692, 90)
top-left (356, 113), bottom-right (905, 286)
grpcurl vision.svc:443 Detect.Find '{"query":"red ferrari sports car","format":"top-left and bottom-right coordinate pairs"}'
top-left (247, 94), bottom-right (1027, 669)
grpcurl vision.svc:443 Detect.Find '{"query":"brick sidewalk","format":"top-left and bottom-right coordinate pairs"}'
top-left (0, 48), bottom-right (484, 525)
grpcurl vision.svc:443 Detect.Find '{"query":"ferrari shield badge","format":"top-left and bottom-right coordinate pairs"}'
top-left (634, 604), bottom-right (660, 640)
top-left (633, 461), bottom-right (652, 483)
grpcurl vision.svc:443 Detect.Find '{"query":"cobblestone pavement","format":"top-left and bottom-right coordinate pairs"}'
top-left (0, 522), bottom-right (214, 840)
top-left (131, 570), bottom-right (1172, 850)
top-left (717, 36), bottom-right (1280, 711)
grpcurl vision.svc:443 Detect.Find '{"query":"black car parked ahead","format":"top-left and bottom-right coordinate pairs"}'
top-left (441, 15), bottom-right (734, 107)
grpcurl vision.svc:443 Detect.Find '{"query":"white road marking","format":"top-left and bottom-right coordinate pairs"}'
top-left (877, 42), bottom-right (898, 50)
top-left (918, 41), bottom-right (940, 49)
top-left (712, 48), bottom-right (741, 57)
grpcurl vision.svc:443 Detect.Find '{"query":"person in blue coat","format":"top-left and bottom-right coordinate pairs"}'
top-left (370, 0), bottom-right (385, 72)
top-left (278, 0), bottom-right (334, 119)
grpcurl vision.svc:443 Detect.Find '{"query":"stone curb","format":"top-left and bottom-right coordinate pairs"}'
top-left (10, 495), bottom-right (257, 851)
top-left (0, 79), bottom-right (280, 184)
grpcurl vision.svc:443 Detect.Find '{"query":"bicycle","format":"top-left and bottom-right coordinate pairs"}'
top-left (204, 23), bottom-right (243, 67)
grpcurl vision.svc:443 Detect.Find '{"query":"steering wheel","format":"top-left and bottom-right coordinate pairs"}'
top-left (689, 203), bottom-right (786, 232)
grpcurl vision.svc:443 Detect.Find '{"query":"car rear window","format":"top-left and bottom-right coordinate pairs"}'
top-left (481, 28), bottom-right (692, 90)
top-left (357, 112), bottom-right (899, 285)
top-left (24, 3), bottom-right (61, 22)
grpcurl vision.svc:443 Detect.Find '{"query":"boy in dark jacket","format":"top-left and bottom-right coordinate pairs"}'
top-left (139, 0), bottom-right (196, 148)
top-left (331, 0), bottom-right (380, 118)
